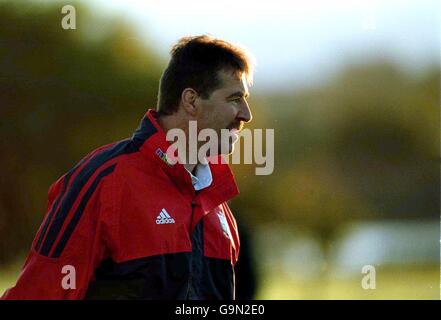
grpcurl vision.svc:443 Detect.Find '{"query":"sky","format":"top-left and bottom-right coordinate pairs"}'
top-left (81, 0), bottom-right (439, 90)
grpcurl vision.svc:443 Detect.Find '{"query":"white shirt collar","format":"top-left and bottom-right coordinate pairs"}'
top-left (185, 162), bottom-right (213, 191)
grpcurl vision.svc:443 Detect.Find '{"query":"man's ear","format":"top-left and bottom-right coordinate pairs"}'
top-left (181, 88), bottom-right (199, 116)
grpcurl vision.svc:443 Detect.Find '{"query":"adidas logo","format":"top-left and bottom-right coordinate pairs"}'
top-left (155, 208), bottom-right (175, 225)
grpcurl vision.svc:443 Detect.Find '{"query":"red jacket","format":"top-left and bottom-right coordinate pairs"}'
top-left (2, 109), bottom-right (240, 300)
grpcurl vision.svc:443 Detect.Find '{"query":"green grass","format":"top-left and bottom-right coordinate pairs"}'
top-left (0, 258), bottom-right (24, 297)
top-left (256, 265), bottom-right (440, 299)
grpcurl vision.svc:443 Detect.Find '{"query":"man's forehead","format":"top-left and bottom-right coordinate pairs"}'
top-left (218, 70), bottom-right (249, 96)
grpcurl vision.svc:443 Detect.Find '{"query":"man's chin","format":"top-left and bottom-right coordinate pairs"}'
top-left (217, 141), bottom-right (235, 156)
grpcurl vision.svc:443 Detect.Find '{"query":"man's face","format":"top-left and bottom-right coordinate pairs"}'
top-left (195, 69), bottom-right (252, 155)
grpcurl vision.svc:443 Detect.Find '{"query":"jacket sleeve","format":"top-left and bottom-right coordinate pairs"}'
top-left (1, 167), bottom-right (117, 300)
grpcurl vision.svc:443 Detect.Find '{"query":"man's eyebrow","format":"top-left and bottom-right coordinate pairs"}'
top-left (226, 91), bottom-right (249, 99)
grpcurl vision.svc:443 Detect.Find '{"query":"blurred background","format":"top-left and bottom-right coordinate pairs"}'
top-left (0, 0), bottom-right (439, 299)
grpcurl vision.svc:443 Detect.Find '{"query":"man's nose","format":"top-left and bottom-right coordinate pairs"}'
top-left (238, 100), bottom-right (253, 123)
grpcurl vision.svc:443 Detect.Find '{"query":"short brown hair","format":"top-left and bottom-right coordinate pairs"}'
top-left (157, 35), bottom-right (254, 115)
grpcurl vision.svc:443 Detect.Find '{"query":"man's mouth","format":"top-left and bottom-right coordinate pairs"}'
top-left (224, 122), bottom-right (244, 145)
top-left (228, 125), bottom-right (242, 144)
top-left (227, 121), bottom-right (244, 132)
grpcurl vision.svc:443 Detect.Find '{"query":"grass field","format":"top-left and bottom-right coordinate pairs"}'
top-left (256, 265), bottom-right (440, 299)
top-left (0, 258), bottom-right (24, 297)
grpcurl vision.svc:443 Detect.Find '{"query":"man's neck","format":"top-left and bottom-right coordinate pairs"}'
top-left (157, 111), bottom-right (198, 174)
top-left (183, 163), bottom-right (197, 174)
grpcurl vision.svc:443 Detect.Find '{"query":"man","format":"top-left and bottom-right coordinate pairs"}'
top-left (2, 35), bottom-right (254, 300)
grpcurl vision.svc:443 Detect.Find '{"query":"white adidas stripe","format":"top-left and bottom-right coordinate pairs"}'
top-left (160, 211), bottom-right (167, 219)
top-left (162, 209), bottom-right (171, 219)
